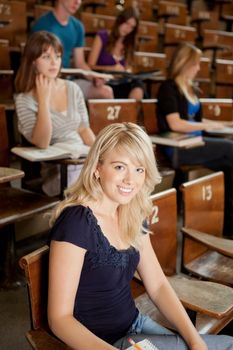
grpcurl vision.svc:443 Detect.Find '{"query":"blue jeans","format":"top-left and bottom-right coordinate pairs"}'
top-left (127, 312), bottom-right (174, 336)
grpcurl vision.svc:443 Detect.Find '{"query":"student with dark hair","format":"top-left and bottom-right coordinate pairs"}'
top-left (15, 31), bottom-right (95, 196)
top-left (88, 6), bottom-right (145, 100)
top-left (156, 42), bottom-right (233, 236)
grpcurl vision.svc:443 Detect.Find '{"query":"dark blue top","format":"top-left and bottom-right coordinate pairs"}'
top-left (32, 12), bottom-right (85, 68)
top-left (49, 205), bottom-right (139, 344)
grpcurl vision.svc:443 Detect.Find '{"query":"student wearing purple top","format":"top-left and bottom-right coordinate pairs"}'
top-left (47, 122), bottom-right (233, 350)
top-left (88, 7), bottom-right (145, 100)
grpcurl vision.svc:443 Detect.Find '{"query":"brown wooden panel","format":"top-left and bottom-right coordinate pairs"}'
top-left (87, 99), bottom-right (139, 135)
top-left (148, 188), bottom-right (177, 276)
top-left (200, 98), bottom-right (233, 122)
top-left (181, 172), bottom-right (224, 265)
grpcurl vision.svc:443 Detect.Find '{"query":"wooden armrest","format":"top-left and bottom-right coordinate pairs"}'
top-left (168, 275), bottom-right (233, 318)
top-left (181, 227), bottom-right (233, 258)
top-left (134, 272), bottom-right (233, 318)
top-left (26, 329), bottom-right (71, 350)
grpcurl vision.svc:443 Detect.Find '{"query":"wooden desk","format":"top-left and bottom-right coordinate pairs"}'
top-left (0, 167), bottom-right (24, 184)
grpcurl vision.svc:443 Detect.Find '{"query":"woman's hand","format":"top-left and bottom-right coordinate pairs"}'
top-left (35, 73), bottom-right (52, 104)
top-left (203, 119), bottom-right (226, 131)
top-left (113, 63), bottom-right (125, 72)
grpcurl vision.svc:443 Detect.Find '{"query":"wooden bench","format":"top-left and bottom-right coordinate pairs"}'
top-left (134, 188), bottom-right (233, 334)
top-left (200, 98), bottom-right (233, 123)
top-left (0, 105), bottom-right (59, 290)
top-left (87, 98), bottom-right (139, 135)
top-left (180, 171), bottom-right (233, 287)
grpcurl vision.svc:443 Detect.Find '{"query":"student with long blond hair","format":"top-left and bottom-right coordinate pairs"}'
top-left (157, 42), bottom-right (233, 236)
top-left (15, 31), bottom-right (95, 196)
top-left (48, 122), bottom-right (233, 349)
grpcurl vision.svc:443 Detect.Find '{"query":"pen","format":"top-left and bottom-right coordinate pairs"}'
top-left (128, 337), bottom-right (143, 350)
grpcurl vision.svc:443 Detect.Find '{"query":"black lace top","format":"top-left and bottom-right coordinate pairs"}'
top-left (49, 205), bottom-right (140, 344)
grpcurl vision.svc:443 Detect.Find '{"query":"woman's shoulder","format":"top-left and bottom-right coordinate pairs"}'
top-left (50, 205), bottom-right (100, 249)
top-left (158, 79), bottom-right (178, 96)
top-left (55, 205), bottom-right (94, 225)
top-left (14, 92), bottom-right (36, 106)
top-left (65, 79), bottom-right (83, 95)
top-left (97, 30), bottom-right (109, 43)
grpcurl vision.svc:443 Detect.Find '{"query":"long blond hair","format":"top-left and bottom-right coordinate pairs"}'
top-left (51, 123), bottom-right (161, 245)
top-left (168, 42), bottom-right (202, 103)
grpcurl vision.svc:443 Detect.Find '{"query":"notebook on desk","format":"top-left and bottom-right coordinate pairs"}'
top-left (126, 339), bottom-right (159, 350)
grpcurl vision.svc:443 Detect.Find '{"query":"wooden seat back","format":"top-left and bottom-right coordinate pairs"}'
top-left (0, 105), bottom-right (10, 167)
top-left (133, 51), bottom-right (166, 75)
top-left (0, 0), bottom-right (27, 47)
top-left (19, 245), bottom-right (70, 349)
top-left (148, 188), bottom-right (177, 276)
top-left (140, 99), bottom-right (159, 135)
top-left (180, 172), bottom-right (224, 265)
top-left (203, 29), bottom-right (233, 60)
top-left (164, 23), bottom-right (196, 59)
top-left (200, 98), bottom-right (233, 122)
top-left (34, 4), bottom-right (53, 20)
top-left (87, 99), bottom-right (139, 135)
top-left (158, 1), bottom-right (188, 25)
top-left (195, 57), bottom-right (211, 97)
top-left (137, 21), bottom-right (158, 52)
top-left (191, 8), bottom-right (219, 37)
top-left (19, 245), bottom-right (49, 331)
top-left (124, 0), bottom-right (155, 21)
top-left (81, 0), bottom-right (107, 13)
top-left (79, 12), bottom-right (115, 47)
top-left (215, 59), bottom-right (233, 98)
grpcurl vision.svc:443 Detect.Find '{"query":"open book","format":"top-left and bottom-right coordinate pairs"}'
top-left (11, 142), bottom-right (90, 162)
top-left (61, 68), bottom-right (114, 81)
top-left (150, 132), bottom-right (204, 148)
top-left (126, 339), bottom-right (159, 350)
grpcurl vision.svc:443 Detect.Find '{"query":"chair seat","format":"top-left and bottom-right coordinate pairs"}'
top-left (184, 250), bottom-right (233, 287)
top-left (0, 188), bottom-right (59, 226)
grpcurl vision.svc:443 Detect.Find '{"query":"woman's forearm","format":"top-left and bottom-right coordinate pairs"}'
top-left (79, 127), bottom-right (96, 146)
top-left (150, 280), bottom-right (207, 349)
top-left (49, 315), bottom-right (118, 350)
top-left (31, 101), bottom-right (52, 148)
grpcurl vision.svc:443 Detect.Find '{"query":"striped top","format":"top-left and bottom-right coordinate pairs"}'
top-left (15, 80), bottom-right (89, 146)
